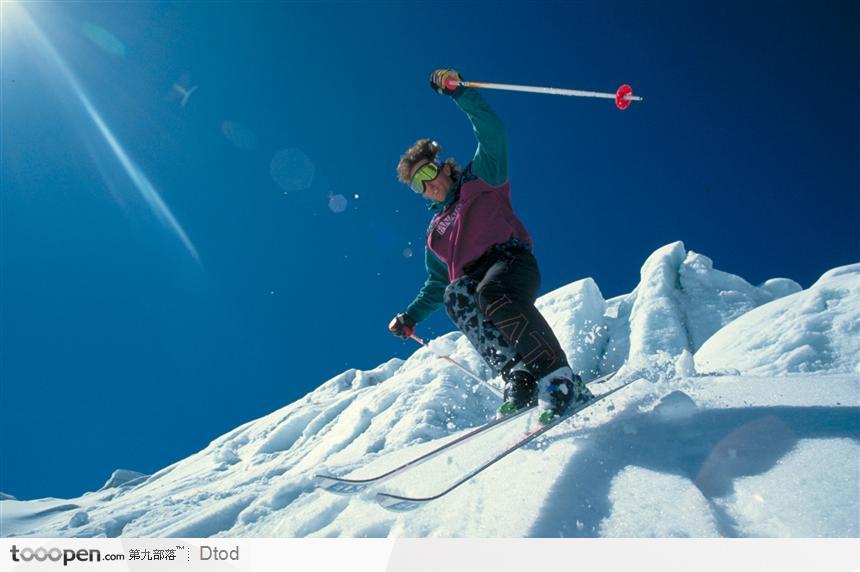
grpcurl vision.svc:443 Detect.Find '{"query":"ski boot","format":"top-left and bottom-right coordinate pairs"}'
top-left (537, 367), bottom-right (594, 424)
top-left (496, 369), bottom-right (538, 418)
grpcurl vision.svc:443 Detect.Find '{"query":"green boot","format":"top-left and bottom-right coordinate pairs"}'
top-left (497, 400), bottom-right (520, 417)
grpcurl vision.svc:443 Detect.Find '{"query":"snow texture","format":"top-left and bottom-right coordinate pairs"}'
top-left (696, 263), bottom-right (860, 375)
top-left (1, 243), bottom-right (857, 538)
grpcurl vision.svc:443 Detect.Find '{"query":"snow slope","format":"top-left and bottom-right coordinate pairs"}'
top-left (2, 242), bottom-right (857, 538)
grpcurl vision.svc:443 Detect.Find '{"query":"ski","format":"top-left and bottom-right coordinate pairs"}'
top-left (375, 376), bottom-right (640, 511)
top-left (314, 404), bottom-right (532, 494)
top-left (314, 368), bottom-right (620, 494)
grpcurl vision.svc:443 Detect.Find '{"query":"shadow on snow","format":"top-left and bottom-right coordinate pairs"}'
top-left (528, 401), bottom-right (860, 537)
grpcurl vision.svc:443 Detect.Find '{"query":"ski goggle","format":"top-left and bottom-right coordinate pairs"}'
top-left (409, 161), bottom-right (441, 194)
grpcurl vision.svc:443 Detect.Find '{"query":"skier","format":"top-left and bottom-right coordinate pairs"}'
top-left (388, 69), bottom-right (593, 423)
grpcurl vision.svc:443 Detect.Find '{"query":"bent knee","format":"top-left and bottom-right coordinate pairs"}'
top-left (444, 278), bottom-right (477, 319)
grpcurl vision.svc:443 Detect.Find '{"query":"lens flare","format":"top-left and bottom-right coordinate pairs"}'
top-left (169, 73), bottom-right (199, 107)
top-left (80, 21), bottom-right (126, 58)
top-left (270, 148), bottom-right (315, 193)
top-left (221, 120), bottom-right (257, 151)
top-left (328, 193), bottom-right (348, 213)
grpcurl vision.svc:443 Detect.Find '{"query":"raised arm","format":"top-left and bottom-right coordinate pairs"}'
top-left (430, 70), bottom-right (509, 186)
top-left (452, 87), bottom-right (508, 186)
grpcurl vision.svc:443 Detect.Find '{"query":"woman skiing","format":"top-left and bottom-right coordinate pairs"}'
top-left (388, 69), bottom-right (592, 423)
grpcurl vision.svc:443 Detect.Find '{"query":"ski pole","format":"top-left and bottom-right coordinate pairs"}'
top-left (410, 334), bottom-right (503, 399)
top-left (444, 78), bottom-right (643, 110)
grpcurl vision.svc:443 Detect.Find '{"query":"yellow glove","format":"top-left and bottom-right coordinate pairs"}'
top-left (429, 69), bottom-right (462, 95)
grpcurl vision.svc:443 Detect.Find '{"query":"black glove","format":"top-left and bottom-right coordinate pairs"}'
top-left (388, 312), bottom-right (416, 339)
top-left (429, 69), bottom-right (462, 96)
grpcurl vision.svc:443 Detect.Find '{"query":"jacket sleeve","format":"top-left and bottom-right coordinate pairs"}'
top-left (405, 246), bottom-right (450, 323)
top-left (452, 88), bottom-right (508, 186)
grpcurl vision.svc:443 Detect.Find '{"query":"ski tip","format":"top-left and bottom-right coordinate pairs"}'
top-left (375, 492), bottom-right (426, 512)
top-left (314, 474), bottom-right (367, 495)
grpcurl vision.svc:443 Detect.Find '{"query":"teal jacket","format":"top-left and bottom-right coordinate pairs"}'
top-left (405, 88), bottom-right (508, 323)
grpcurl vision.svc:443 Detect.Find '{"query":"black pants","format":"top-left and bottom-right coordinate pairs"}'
top-left (443, 244), bottom-right (569, 384)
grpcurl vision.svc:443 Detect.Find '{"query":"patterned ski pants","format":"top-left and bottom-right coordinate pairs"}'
top-left (443, 246), bottom-right (569, 383)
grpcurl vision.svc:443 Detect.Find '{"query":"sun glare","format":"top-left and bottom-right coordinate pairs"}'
top-left (0, 0), bottom-right (25, 35)
top-left (3, 1), bottom-right (201, 263)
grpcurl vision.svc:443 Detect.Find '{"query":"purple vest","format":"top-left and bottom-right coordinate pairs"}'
top-left (427, 176), bottom-right (532, 281)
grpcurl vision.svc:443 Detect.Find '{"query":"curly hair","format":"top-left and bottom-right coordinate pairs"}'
top-left (396, 139), bottom-right (461, 184)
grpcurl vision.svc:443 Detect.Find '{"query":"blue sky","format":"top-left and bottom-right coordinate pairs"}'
top-left (1, 1), bottom-right (857, 500)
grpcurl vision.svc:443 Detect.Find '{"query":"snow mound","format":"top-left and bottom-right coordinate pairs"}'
top-left (536, 277), bottom-right (608, 378)
top-left (69, 511), bottom-right (90, 528)
top-left (99, 470), bottom-right (148, 491)
top-left (759, 278), bottom-right (802, 299)
top-left (696, 263), bottom-right (860, 375)
top-left (652, 390), bottom-right (698, 421)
